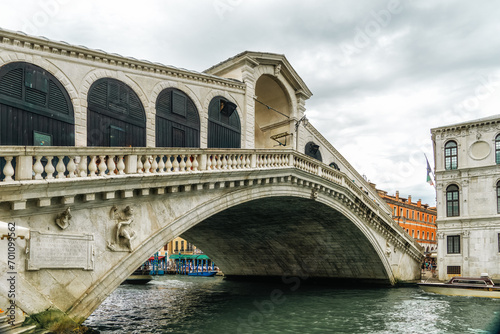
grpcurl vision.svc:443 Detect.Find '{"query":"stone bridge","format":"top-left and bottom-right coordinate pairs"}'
top-left (0, 147), bottom-right (423, 329)
top-left (0, 27), bottom-right (423, 331)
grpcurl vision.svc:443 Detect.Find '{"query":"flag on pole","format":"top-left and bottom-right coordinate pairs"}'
top-left (425, 154), bottom-right (434, 186)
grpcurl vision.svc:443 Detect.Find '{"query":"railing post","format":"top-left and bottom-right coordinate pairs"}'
top-left (15, 155), bottom-right (33, 180)
top-left (288, 153), bottom-right (294, 167)
top-left (125, 155), bottom-right (137, 174)
top-left (250, 153), bottom-right (257, 168)
top-left (317, 165), bottom-right (322, 177)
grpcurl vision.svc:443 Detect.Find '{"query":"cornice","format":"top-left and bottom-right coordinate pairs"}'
top-left (431, 115), bottom-right (500, 135)
top-left (204, 51), bottom-right (313, 99)
top-left (0, 28), bottom-right (246, 91)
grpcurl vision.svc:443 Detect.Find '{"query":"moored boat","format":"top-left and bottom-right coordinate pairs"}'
top-left (418, 274), bottom-right (500, 298)
top-left (122, 268), bottom-right (154, 284)
top-left (187, 271), bottom-right (217, 277)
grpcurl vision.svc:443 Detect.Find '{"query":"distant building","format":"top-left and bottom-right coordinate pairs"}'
top-left (166, 237), bottom-right (200, 256)
top-left (373, 185), bottom-right (437, 254)
top-left (431, 115), bottom-right (500, 280)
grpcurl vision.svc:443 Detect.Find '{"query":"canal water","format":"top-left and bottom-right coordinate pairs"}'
top-left (83, 275), bottom-right (500, 334)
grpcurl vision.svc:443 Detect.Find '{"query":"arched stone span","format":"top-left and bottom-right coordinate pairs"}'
top-left (66, 181), bottom-right (400, 323)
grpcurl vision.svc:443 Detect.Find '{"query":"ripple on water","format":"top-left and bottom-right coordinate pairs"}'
top-left (83, 277), bottom-right (500, 334)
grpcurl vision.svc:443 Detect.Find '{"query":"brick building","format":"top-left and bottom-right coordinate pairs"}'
top-left (374, 186), bottom-right (437, 254)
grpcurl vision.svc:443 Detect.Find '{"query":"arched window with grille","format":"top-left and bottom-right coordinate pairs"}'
top-left (444, 141), bottom-right (458, 170)
top-left (208, 96), bottom-right (240, 148)
top-left (156, 88), bottom-right (200, 147)
top-left (0, 62), bottom-right (74, 146)
top-left (446, 184), bottom-right (460, 217)
top-left (87, 78), bottom-right (146, 147)
top-left (305, 141), bottom-right (322, 162)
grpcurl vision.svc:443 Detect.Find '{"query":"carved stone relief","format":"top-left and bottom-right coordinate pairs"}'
top-left (55, 207), bottom-right (72, 230)
top-left (107, 205), bottom-right (137, 252)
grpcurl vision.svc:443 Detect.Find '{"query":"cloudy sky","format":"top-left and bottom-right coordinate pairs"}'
top-left (2, 0), bottom-right (499, 205)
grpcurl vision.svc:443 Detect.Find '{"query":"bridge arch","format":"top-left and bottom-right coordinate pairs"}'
top-left (67, 182), bottom-right (394, 322)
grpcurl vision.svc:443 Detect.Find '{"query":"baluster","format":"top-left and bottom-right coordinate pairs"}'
top-left (217, 155), bottom-right (223, 170)
top-left (264, 155), bottom-right (269, 168)
top-left (88, 156), bottom-right (97, 177)
top-left (117, 156), bottom-right (125, 175)
top-left (192, 154), bottom-right (199, 171)
top-left (185, 155), bottom-right (192, 172)
top-left (33, 156), bottom-right (44, 180)
top-left (98, 156), bottom-right (107, 176)
top-left (271, 155), bottom-right (276, 167)
top-left (107, 155), bottom-right (116, 176)
top-left (226, 155), bottom-right (232, 170)
top-left (151, 155), bottom-right (159, 174)
top-left (67, 156), bottom-right (76, 178)
top-left (3, 156), bottom-right (14, 182)
top-left (221, 155), bottom-right (228, 169)
top-left (172, 155), bottom-right (180, 172)
top-left (245, 155), bottom-right (250, 169)
top-left (137, 155), bottom-right (144, 174)
top-left (79, 156), bottom-right (88, 177)
top-left (165, 155), bottom-right (172, 172)
top-left (144, 156), bottom-right (151, 174)
top-left (233, 154), bottom-right (239, 169)
top-left (45, 156), bottom-right (55, 179)
top-left (179, 155), bottom-right (186, 172)
top-left (206, 155), bottom-right (213, 170)
top-left (158, 155), bottom-right (165, 173)
top-left (56, 156), bottom-right (66, 178)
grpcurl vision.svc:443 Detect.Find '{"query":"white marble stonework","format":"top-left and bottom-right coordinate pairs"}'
top-left (432, 115), bottom-right (500, 280)
top-left (0, 28), bottom-right (423, 329)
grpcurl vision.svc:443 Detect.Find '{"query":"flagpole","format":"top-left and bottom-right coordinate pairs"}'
top-left (425, 153), bottom-right (437, 191)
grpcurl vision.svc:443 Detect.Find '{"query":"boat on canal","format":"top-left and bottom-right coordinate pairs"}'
top-left (122, 268), bottom-right (154, 285)
top-left (418, 274), bottom-right (500, 298)
top-left (187, 271), bottom-right (217, 277)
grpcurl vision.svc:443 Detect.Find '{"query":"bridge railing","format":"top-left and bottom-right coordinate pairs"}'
top-left (0, 147), bottom-right (297, 181)
top-left (0, 146), bottom-right (380, 217)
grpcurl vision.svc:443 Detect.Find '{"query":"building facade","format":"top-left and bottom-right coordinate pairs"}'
top-left (432, 115), bottom-right (500, 280)
top-left (375, 187), bottom-right (437, 254)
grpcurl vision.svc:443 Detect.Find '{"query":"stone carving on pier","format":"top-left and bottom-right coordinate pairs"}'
top-left (55, 207), bottom-right (72, 230)
top-left (107, 205), bottom-right (137, 252)
top-left (311, 188), bottom-right (318, 200)
top-left (274, 64), bottom-right (281, 77)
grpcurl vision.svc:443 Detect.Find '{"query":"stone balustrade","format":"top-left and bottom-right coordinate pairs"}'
top-left (0, 146), bottom-right (399, 234)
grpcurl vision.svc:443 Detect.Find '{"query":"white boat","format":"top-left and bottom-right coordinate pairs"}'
top-left (418, 274), bottom-right (500, 298)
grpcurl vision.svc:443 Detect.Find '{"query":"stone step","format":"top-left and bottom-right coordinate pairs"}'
top-left (0, 314), bottom-right (7, 323)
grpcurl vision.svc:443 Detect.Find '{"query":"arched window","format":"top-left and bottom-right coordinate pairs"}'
top-left (496, 135), bottom-right (500, 164)
top-left (208, 96), bottom-right (240, 148)
top-left (0, 62), bottom-right (74, 146)
top-left (87, 78), bottom-right (146, 147)
top-left (329, 162), bottom-right (340, 171)
top-left (446, 184), bottom-right (460, 217)
top-left (156, 88), bottom-right (200, 147)
top-left (444, 141), bottom-right (458, 170)
top-left (497, 181), bottom-right (500, 214)
top-left (305, 141), bottom-right (322, 162)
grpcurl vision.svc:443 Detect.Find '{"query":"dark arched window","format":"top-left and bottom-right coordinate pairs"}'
top-left (87, 78), bottom-right (145, 147)
top-left (497, 181), bottom-right (500, 214)
top-left (329, 162), bottom-right (340, 171)
top-left (208, 96), bottom-right (240, 148)
top-left (446, 184), bottom-right (460, 217)
top-left (495, 135), bottom-right (500, 164)
top-left (156, 88), bottom-right (200, 147)
top-left (305, 142), bottom-right (322, 162)
top-left (444, 141), bottom-right (458, 170)
top-left (0, 62), bottom-right (74, 145)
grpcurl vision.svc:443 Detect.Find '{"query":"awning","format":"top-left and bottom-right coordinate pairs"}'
top-left (169, 254), bottom-right (211, 260)
top-left (148, 256), bottom-right (165, 261)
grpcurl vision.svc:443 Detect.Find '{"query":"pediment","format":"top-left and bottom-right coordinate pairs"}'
top-left (205, 51), bottom-right (312, 100)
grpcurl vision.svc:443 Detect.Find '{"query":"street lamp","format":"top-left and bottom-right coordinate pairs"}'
top-left (295, 115), bottom-right (308, 151)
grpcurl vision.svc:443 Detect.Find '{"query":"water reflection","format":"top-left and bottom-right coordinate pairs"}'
top-left (84, 276), bottom-right (500, 334)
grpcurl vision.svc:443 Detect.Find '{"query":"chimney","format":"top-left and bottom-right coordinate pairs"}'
top-left (395, 191), bottom-right (399, 201)
top-left (408, 195), bottom-right (412, 204)
top-left (417, 199), bottom-right (422, 207)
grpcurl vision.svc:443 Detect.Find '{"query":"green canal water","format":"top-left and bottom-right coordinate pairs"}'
top-left (83, 275), bottom-right (500, 333)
